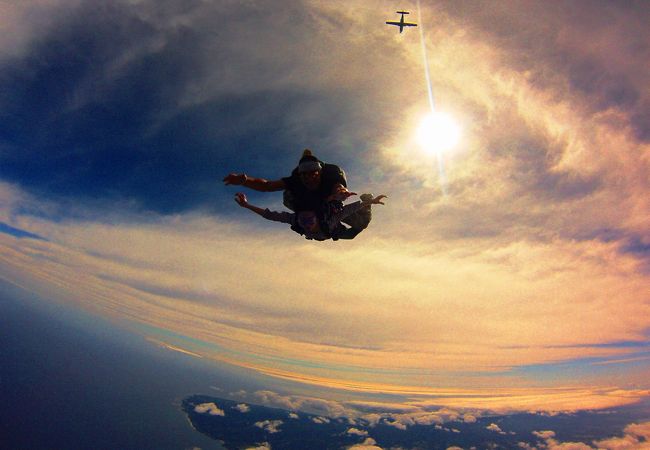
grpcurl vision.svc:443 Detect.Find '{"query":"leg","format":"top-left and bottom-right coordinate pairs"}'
top-left (335, 226), bottom-right (363, 240)
top-left (330, 223), bottom-right (362, 240)
top-left (341, 194), bottom-right (373, 231)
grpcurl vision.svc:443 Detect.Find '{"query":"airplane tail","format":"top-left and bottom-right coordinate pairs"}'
top-left (396, 10), bottom-right (410, 14)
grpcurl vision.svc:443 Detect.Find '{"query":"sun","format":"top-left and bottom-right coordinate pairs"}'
top-left (416, 111), bottom-right (461, 156)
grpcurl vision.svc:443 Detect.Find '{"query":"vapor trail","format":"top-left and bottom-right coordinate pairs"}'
top-left (417, 0), bottom-right (447, 194)
top-left (417, 0), bottom-right (435, 112)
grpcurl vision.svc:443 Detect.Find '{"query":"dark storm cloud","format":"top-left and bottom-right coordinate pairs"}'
top-left (0, 0), bottom-right (367, 214)
top-left (0, 1), bottom-right (213, 212)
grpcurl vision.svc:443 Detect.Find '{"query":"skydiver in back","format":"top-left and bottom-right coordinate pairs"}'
top-left (223, 149), bottom-right (373, 238)
top-left (233, 192), bottom-right (387, 241)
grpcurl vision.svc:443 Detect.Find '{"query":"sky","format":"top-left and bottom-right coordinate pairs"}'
top-left (1, 0), bottom-right (649, 431)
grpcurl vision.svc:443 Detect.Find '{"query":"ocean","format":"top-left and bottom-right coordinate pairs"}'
top-left (0, 281), bottom-right (223, 450)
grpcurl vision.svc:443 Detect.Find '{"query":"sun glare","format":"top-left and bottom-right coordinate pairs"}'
top-left (417, 111), bottom-right (461, 156)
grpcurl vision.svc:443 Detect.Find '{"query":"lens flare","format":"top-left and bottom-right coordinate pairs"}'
top-left (417, 111), bottom-right (461, 155)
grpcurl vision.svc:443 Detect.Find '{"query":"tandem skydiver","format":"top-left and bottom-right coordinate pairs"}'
top-left (223, 149), bottom-right (375, 239)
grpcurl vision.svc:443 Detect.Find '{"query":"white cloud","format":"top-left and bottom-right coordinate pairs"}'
top-left (254, 391), bottom-right (351, 418)
top-left (463, 414), bottom-right (477, 423)
top-left (527, 421), bottom-right (650, 450)
top-left (355, 408), bottom-right (461, 431)
top-left (346, 428), bottom-right (368, 436)
top-left (288, 412), bottom-right (299, 419)
top-left (625, 421), bottom-right (650, 438)
top-left (486, 423), bottom-right (505, 434)
top-left (244, 444), bottom-right (271, 450)
top-left (362, 413), bottom-right (382, 427)
top-left (384, 419), bottom-right (407, 431)
top-left (235, 403), bottom-right (250, 413)
top-left (546, 442), bottom-right (592, 450)
top-left (534, 430), bottom-right (556, 439)
top-left (592, 421), bottom-right (650, 450)
top-left (254, 420), bottom-right (283, 434)
top-left (348, 437), bottom-right (382, 450)
top-left (194, 402), bottom-right (225, 416)
top-left (413, 413), bottom-right (444, 426)
top-left (312, 416), bottom-right (330, 424)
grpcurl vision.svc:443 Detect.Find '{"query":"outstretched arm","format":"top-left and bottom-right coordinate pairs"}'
top-left (224, 173), bottom-right (286, 192)
top-left (234, 193), bottom-right (294, 224)
top-left (326, 184), bottom-right (357, 202)
top-left (362, 194), bottom-right (387, 206)
top-left (234, 192), bottom-right (267, 216)
top-left (327, 195), bottom-right (387, 229)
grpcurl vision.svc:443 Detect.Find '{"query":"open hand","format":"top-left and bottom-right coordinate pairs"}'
top-left (234, 192), bottom-right (248, 207)
top-left (223, 173), bottom-right (246, 185)
top-left (365, 194), bottom-right (387, 205)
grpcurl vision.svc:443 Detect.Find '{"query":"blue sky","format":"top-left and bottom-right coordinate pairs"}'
top-left (1, 0), bottom-right (649, 431)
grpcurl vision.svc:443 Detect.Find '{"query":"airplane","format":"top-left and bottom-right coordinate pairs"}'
top-left (386, 11), bottom-right (417, 33)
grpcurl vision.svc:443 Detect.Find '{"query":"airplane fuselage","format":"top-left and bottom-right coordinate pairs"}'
top-left (386, 11), bottom-right (417, 33)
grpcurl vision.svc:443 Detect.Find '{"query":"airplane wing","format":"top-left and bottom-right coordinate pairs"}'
top-left (402, 22), bottom-right (417, 27)
top-left (385, 21), bottom-right (401, 26)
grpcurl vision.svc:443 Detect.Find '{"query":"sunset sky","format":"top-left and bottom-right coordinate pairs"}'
top-left (1, 0), bottom-right (649, 421)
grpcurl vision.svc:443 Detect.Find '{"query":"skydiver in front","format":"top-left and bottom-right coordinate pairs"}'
top-left (233, 192), bottom-right (387, 241)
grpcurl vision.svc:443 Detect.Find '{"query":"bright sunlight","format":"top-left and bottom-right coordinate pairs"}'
top-left (416, 111), bottom-right (461, 156)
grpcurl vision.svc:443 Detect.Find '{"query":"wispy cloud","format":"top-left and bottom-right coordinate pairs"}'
top-left (1, 187), bottom-right (648, 412)
top-left (146, 337), bottom-right (203, 358)
top-left (0, 222), bottom-right (45, 241)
